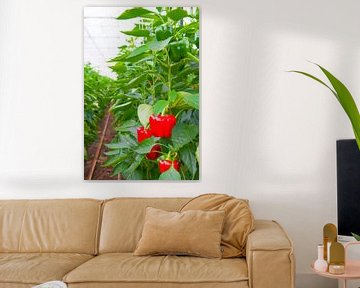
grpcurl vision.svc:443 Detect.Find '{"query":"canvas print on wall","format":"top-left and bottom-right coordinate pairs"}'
top-left (84, 7), bottom-right (200, 180)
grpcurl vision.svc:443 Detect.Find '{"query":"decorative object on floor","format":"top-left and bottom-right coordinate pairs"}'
top-left (290, 62), bottom-right (360, 150)
top-left (134, 207), bottom-right (225, 258)
top-left (314, 244), bottom-right (328, 272)
top-left (323, 223), bottom-right (337, 262)
top-left (32, 281), bottom-right (67, 288)
top-left (181, 193), bottom-right (255, 257)
top-left (84, 7), bottom-right (200, 180)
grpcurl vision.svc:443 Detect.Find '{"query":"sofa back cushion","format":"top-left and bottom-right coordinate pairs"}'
top-left (99, 198), bottom-right (189, 253)
top-left (0, 199), bottom-right (102, 254)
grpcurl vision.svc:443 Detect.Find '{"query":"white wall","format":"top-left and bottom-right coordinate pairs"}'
top-left (1, 0), bottom-right (359, 287)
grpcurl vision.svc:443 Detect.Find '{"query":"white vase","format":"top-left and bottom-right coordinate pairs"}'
top-left (314, 244), bottom-right (328, 272)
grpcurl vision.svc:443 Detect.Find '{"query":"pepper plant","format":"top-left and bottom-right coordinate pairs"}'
top-left (84, 64), bottom-right (116, 159)
top-left (103, 7), bottom-right (200, 180)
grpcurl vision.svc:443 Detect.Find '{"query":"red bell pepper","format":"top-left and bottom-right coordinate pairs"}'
top-left (137, 127), bottom-right (152, 143)
top-left (158, 159), bottom-right (180, 173)
top-left (137, 127), bottom-right (161, 160)
top-left (149, 114), bottom-right (176, 138)
top-left (146, 144), bottom-right (161, 160)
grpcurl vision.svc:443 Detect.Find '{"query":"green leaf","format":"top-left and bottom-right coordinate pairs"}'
top-left (121, 30), bottom-right (150, 37)
top-left (125, 53), bottom-right (153, 64)
top-left (105, 134), bottom-right (137, 149)
top-left (351, 232), bottom-right (360, 241)
top-left (153, 100), bottom-right (168, 115)
top-left (289, 70), bottom-right (336, 97)
top-left (110, 62), bottom-right (127, 74)
top-left (171, 124), bottom-right (199, 150)
top-left (137, 104), bottom-right (153, 127)
top-left (171, 91), bottom-right (199, 110)
top-left (103, 154), bottom-right (127, 167)
top-left (183, 93), bottom-right (199, 110)
top-left (124, 74), bottom-right (147, 89)
top-left (159, 166), bottom-right (181, 180)
top-left (123, 154), bottom-right (144, 178)
top-left (127, 45), bottom-right (149, 58)
top-left (167, 8), bottom-right (188, 22)
top-left (291, 64), bottom-right (360, 150)
top-left (124, 169), bottom-right (143, 180)
top-left (316, 64), bottom-right (360, 149)
top-left (133, 137), bottom-right (157, 154)
top-left (117, 8), bottom-right (154, 20)
top-left (147, 38), bottom-right (171, 51)
top-left (111, 160), bottom-right (129, 176)
top-left (175, 22), bottom-right (199, 36)
top-left (180, 146), bottom-right (197, 179)
top-left (110, 101), bottom-right (132, 111)
top-left (104, 150), bottom-right (120, 156)
top-left (168, 90), bottom-right (177, 104)
top-left (116, 119), bottom-right (138, 132)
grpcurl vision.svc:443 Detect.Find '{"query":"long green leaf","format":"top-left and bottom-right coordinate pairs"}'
top-left (124, 74), bottom-right (147, 89)
top-left (290, 64), bottom-right (360, 150)
top-left (103, 154), bottom-right (127, 167)
top-left (121, 30), bottom-right (150, 37)
top-left (127, 44), bottom-right (149, 58)
top-left (316, 64), bottom-right (360, 146)
top-left (117, 8), bottom-right (154, 20)
top-left (289, 70), bottom-right (337, 97)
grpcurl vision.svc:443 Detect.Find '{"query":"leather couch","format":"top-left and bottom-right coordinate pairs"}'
top-left (0, 198), bottom-right (295, 288)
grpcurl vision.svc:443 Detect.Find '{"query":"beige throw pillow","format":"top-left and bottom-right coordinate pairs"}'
top-left (134, 207), bottom-right (225, 258)
top-left (181, 193), bottom-right (255, 258)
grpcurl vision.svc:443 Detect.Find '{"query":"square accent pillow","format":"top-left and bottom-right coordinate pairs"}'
top-left (134, 207), bottom-right (225, 258)
top-left (181, 193), bottom-right (255, 258)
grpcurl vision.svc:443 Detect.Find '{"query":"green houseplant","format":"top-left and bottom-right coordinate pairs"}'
top-left (290, 63), bottom-right (360, 150)
top-left (352, 233), bottom-right (360, 241)
top-left (291, 63), bottom-right (360, 240)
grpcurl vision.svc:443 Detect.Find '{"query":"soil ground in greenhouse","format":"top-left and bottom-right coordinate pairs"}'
top-left (84, 112), bottom-right (121, 180)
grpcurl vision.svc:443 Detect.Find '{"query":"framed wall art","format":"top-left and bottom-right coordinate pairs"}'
top-left (84, 7), bottom-right (200, 180)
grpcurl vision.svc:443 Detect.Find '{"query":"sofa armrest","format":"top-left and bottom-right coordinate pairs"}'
top-left (246, 220), bottom-right (295, 288)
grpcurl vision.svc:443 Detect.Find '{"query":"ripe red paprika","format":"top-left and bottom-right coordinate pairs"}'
top-left (136, 127), bottom-right (152, 143)
top-left (149, 114), bottom-right (176, 138)
top-left (146, 144), bottom-right (161, 160)
top-left (137, 127), bottom-right (161, 160)
top-left (158, 159), bottom-right (180, 173)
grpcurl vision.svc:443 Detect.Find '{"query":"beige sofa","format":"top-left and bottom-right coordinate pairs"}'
top-left (0, 198), bottom-right (295, 288)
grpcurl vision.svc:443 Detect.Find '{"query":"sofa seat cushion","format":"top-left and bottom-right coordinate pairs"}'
top-left (0, 253), bottom-right (93, 285)
top-left (64, 253), bottom-right (248, 285)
